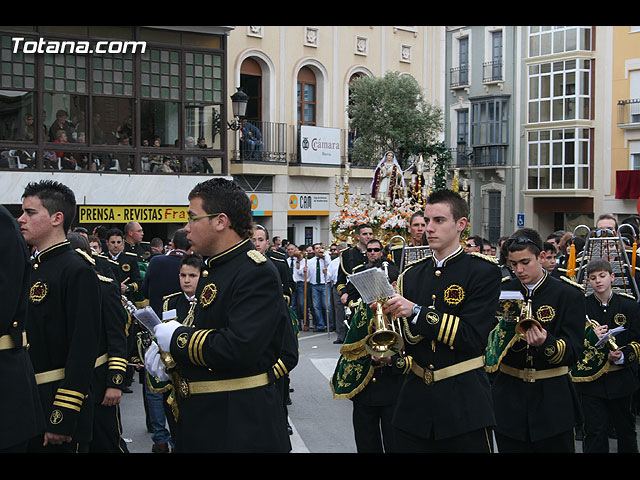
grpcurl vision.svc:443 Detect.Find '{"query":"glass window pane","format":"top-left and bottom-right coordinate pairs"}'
top-left (184, 103), bottom-right (221, 152)
top-left (140, 100), bottom-right (179, 147)
top-left (92, 97), bottom-right (134, 145)
top-left (43, 93), bottom-right (87, 143)
top-left (0, 90), bottom-right (35, 142)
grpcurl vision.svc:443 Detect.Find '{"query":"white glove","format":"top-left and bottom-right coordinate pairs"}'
top-left (144, 342), bottom-right (169, 382)
top-left (154, 320), bottom-right (182, 352)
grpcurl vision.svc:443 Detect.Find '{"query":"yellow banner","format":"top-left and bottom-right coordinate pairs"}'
top-left (78, 205), bottom-right (189, 224)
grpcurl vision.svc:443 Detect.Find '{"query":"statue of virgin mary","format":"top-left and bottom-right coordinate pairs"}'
top-left (370, 151), bottom-right (404, 202)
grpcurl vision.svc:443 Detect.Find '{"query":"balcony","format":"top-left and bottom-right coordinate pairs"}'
top-left (450, 66), bottom-right (469, 89)
top-left (482, 60), bottom-right (503, 83)
top-left (453, 144), bottom-right (508, 168)
top-left (617, 99), bottom-right (640, 129)
top-left (230, 120), bottom-right (287, 163)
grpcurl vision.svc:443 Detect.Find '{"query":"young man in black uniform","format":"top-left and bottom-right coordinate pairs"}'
top-left (572, 259), bottom-right (640, 453)
top-left (487, 227), bottom-right (585, 453)
top-left (67, 233), bottom-right (129, 453)
top-left (251, 224), bottom-right (299, 435)
top-left (146, 178), bottom-right (291, 453)
top-left (381, 189), bottom-right (502, 453)
top-left (332, 238), bottom-right (405, 453)
top-left (18, 180), bottom-right (101, 453)
top-left (106, 228), bottom-right (142, 300)
top-left (0, 205), bottom-right (44, 452)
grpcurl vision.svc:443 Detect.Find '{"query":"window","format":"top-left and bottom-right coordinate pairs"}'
top-left (471, 98), bottom-right (508, 146)
top-left (631, 141), bottom-right (640, 170)
top-left (528, 26), bottom-right (592, 57)
top-left (0, 90), bottom-right (35, 141)
top-left (459, 37), bottom-right (469, 85)
top-left (487, 191), bottom-right (501, 244)
top-left (528, 59), bottom-right (591, 123)
top-left (0, 27), bottom-right (227, 174)
top-left (297, 66), bottom-right (316, 125)
top-left (527, 128), bottom-right (590, 190)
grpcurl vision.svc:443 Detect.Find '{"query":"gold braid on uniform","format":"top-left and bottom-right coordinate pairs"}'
top-left (397, 263), bottom-right (425, 345)
top-left (467, 251), bottom-right (499, 264)
top-left (544, 338), bottom-right (567, 364)
top-left (188, 329), bottom-right (215, 367)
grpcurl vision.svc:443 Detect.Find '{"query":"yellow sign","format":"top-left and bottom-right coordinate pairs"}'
top-left (78, 205), bottom-right (189, 224)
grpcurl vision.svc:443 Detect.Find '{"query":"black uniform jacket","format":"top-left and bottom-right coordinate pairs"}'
top-left (336, 245), bottom-right (367, 297)
top-left (167, 238), bottom-right (290, 452)
top-left (392, 249), bottom-right (501, 441)
top-left (124, 239), bottom-right (152, 263)
top-left (93, 273), bottom-right (129, 401)
top-left (108, 251), bottom-right (142, 298)
top-left (0, 206), bottom-right (44, 449)
top-left (27, 241), bottom-right (101, 441)
top-left (492, 271), bottom-right (585, 442)
top-left (574, 292), bottom-right (640, 399)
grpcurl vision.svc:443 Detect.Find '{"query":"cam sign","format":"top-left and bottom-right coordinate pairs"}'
top-left (300, 125), bottom-right (341, 165)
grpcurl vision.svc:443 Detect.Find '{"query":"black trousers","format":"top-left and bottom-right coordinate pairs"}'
top-left (352, 402), bottom-right (397, 453)
top-left (581, 393), bottom-right (638, 453)
top-left (495, 429), bottom-right (575, 453)
top-left (394, 426), bottom-right (494, 453)
top-left (89, 403), bottom-right (129, 453)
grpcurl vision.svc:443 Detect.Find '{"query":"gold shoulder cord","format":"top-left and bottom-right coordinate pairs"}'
top-left (397, 266), bottom-right (424, 345)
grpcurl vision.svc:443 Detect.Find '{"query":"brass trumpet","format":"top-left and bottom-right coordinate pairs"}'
top-left (364, 261), bottom-right (404, 358)
top-left (515, 298), bottom-right (543, 336)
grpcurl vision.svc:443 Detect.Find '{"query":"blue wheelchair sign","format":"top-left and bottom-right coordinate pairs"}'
top-left (517, 213), bottom-right (525, 228)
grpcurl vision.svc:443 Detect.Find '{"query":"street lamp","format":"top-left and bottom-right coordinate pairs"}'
top-left (228, 87), bottom-right (249, 131)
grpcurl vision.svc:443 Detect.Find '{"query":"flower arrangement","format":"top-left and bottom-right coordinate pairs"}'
top-left (331, 195), bottom-right (422, 245)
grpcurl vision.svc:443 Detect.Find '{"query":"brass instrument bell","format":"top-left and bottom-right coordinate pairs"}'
top-left (364, 261), bottom-right (404, 358)
top-left (515, 298), bottom-right (543, 336)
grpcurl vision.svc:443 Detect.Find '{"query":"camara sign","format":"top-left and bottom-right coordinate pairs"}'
top-left (300, 125), bottom-right (341, 165)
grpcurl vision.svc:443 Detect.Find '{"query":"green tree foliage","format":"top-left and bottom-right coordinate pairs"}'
top-left (347, 71), bottom-right (444, 167)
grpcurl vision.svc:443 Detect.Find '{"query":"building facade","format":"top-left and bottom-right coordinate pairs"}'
top-left (226, 26), bottom-right (446, 246)
top-left (0, 25), bottom-right (447, 246)
top-left (445, 26), bottom-right (519, 245)
top-left (0, 25), bottom-right (236, 239)
top-left (604, 26), bottom-right (640, 220)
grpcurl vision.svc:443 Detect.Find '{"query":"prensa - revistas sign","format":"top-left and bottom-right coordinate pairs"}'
top-left (299, 125), bottom-right (341, 165)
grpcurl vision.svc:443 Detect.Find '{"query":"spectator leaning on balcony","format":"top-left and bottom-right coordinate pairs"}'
top-left (240, 119), bottom-right (264, 159)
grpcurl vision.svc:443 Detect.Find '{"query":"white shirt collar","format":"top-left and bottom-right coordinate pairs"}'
top-left (433, 246), bottom-right (462, 268)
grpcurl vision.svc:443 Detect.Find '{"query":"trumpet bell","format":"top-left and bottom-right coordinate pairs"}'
top-left (515, 317), bottom-right (543, 336)
top-left (364, 330), bottom-right (404, 358)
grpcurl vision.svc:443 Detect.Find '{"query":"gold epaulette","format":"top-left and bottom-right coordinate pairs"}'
top-left (125, 252), bottom-right (138, 257)
top-left (390, 244), bottom-right (403, 250)
top-left (97, 273), bottom-right (114, 283)
top-left (270, 256), bottom-right (285, 263)
top-left (162, 291), bottom-right (182, 302)
top-left (74, 248), bottom-right (96, 265)
top-left (613, 289), bottom-right (637, 300)
top-left (468, 251), bottom-right (498, 264)
top-left (502, 276), bottom-right (512, 283)
top-left (247, 250), bottom-right (266, 264)
top-left (97, 254), bottom-right (119, 266)
top-left (560, 275), bottom-right (585, 291)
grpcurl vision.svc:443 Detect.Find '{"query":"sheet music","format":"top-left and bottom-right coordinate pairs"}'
top-left (595, 325), bottom-right (626, 348)
top-left (347, 268), bottom-right (395, 305)
top-left (134, 306), bottom-right (162, 332)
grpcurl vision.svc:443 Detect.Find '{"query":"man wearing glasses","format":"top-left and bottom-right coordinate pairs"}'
top-left (487, 227), bottom-right (585, 453)
top-left (146, 178), bottom-right (291, 453)
top-left (465, 235), bottom-right (482, 253)
top-left (380, 189), bottom-right (502, 452)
